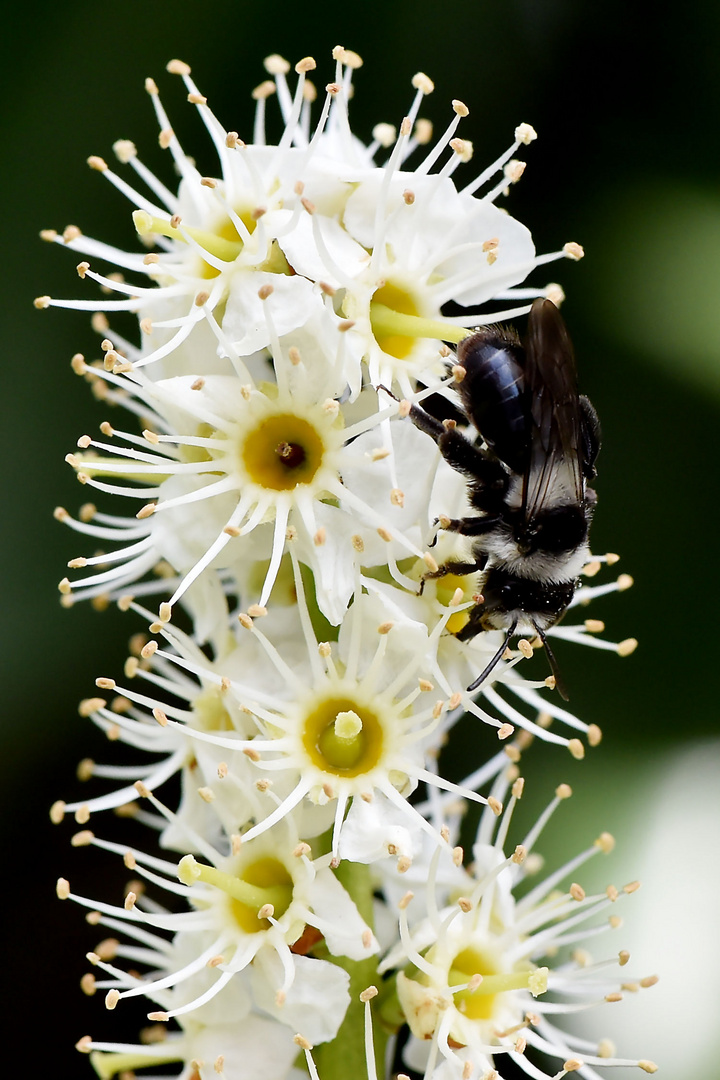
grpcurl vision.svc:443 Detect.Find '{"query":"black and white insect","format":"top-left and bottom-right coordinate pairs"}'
top-left (408, 298), bottom-right (600, 700)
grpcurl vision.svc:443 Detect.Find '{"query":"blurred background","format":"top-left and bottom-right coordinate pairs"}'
top-left (2, 1), bottom-right (718, 1075)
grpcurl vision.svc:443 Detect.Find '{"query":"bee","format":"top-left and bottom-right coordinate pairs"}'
top-left (408, 298), bottom-right (600, 699)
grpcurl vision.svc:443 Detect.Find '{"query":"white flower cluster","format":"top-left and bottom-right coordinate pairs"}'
top-left (45, 49), bottom-right (654, 1080)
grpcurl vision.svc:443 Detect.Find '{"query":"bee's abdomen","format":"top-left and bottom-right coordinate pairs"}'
top-left (456, 332), bottom-right (528, 474)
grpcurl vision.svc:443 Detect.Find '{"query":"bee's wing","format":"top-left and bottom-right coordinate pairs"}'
top-left (522, 299), bottom-right (583, 522)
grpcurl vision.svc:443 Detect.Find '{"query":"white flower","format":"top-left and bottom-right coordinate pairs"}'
top-left (79, 1013), bottom-right (299, 1080)
top-left (36, 53), bottom-right (572, 399)
top-left (379, 777), bottom-right (658, 1079)
top-left (43, 44), bottom-right (649, 1080)
top-left (59, 797), bottom-right (376, 1041)
top-left (57, 362), bottom-right (427, 624)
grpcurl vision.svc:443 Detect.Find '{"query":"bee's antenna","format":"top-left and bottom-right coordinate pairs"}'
top-left (467, 620), bottom-right (517, 693)
top-left (533, 623), bottom-right (570, 702)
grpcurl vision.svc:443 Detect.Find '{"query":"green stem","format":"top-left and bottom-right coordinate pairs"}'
top-left (315, 861), bottom-right (387, 1080)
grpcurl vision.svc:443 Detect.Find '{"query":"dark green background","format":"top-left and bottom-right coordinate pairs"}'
top-left (2, 1), bottom-right (717, 1074)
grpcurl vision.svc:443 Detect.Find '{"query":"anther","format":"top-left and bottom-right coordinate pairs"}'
top-left (451, 138), bottom-right (473, 162)
top-left (411, 72), bottom-right (435, 95)
top-left (567, 739), bottom-right (585, 760)
top-left (167, 59), bottom-right (192, 75)
top-left (563, 242), bottom-right (585, 260)
top-left (414, 118), bottom-right (433, 143)
top-left (515, 122), bottom-right (538, 144)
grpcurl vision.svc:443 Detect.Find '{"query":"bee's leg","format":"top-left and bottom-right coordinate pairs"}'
top-left (436, 427), bottom-right (494, 479)
top-left (437, 514), bottom-right (501, 536)
top-left (405, 402), bottom-right (448, 440)
top-left (419, 554), bottom-right (488, 595)
top-left (424, 558), bottom-right (485, 580)
top-left (404, 401), bottom-right (504, 491)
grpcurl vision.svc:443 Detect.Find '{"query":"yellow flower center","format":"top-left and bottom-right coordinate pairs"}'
top-left (449, 946), bottom-right (502, 1020)
top-left (193, 689), bottom-right (234, 732)
top-left (229, 857), bottom-right (294, 932)
top-left (302, 695), bottom-right (384, 776)
top-left (132, 206), bottom-right (290, 279)
top-left (435, 572), bottom-right (476, 636)
top-left (241, 413), bottom-right (326, 491)
top-left (178, 854), bottom-right (294, 933)
top-left (370, 281), bottom-right (421, 359)
top-left (446, 947), bottom-right (545, 1020)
